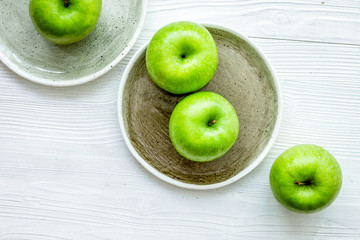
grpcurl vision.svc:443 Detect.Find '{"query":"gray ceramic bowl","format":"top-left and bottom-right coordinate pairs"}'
top-left (118, 24), bottom-right (282, 190)
top-left (0, 0), bottom-right (147, 86)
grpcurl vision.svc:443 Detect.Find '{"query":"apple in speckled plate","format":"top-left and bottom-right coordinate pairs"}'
top-left (29, 0), bottom-right (102, 44)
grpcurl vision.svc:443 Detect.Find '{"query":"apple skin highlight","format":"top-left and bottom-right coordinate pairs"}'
top-left (270, 144), bottom-right (342, 213)
top-left (29, 0), bottom-right (102, 45)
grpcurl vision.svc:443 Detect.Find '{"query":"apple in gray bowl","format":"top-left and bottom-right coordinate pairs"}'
top-left (146, 21), bottom-right (218, 94)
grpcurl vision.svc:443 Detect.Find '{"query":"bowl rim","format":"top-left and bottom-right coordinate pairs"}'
top-left (117, 23), bottom-right (283, 190)
top-left (0, 0), bottom-right (148, 87)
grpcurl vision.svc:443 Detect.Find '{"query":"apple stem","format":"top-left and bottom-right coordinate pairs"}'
top-left (208, 120), bottom-right (216, 126)
top-left (294, 179), bottom-right (312, 186)
top-left (64, 0), bottom-right (69, 7)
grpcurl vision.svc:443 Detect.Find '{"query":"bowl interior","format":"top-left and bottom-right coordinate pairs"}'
top-left (0, 0), bottom-right (146, 85)
top-left (122, 26), bottom-right (279, 185)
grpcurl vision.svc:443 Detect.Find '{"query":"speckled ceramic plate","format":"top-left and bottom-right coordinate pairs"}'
top-left (0, 0), bottom-right (147, 86)
top-left (118, 24), bottom-right (282, 190)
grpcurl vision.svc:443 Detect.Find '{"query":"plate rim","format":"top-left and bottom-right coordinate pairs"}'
top-left (0, 0), bottom-right (148, 87)
top-left (117, 23), bottom-right (283, 190)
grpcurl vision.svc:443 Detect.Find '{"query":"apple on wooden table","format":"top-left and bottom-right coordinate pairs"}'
top-left (29, 0), bottom-right (102, 45)
top-left (169, 92), bottom-right (239, 162)
top-left (270, 144), bottom-right (342, 213)
top-left (146, 21), bottom-right (218, 94)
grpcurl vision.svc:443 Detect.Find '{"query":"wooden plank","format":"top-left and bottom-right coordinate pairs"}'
top-left (146, 0), bottom-right (360, 45)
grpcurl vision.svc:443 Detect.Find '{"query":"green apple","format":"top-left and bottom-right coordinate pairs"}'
top-left (146, 21), bottom-right (218, 94)
top-left (29, 0), bottom-right (102, 44)
top-left (270, 144), bottom-right (342, 213)
top-left (169, 92), bottom-right (239, 162)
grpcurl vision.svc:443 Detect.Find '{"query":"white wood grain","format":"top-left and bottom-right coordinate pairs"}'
top-left (147, 0), bottom-right (360, 45)
top-left (0, 0), bottom-right (360, 239)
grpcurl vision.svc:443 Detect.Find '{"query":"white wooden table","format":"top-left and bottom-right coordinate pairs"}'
top-left (1, 0), bottom-right (359, 239)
